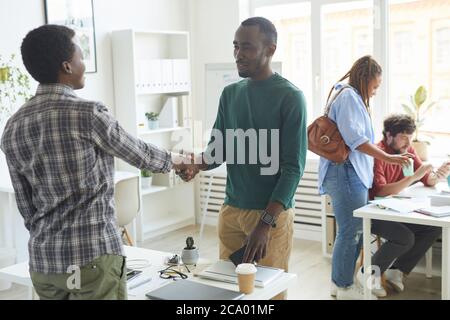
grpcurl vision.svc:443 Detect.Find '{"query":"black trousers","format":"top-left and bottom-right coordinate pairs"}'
top-left (371, 220), bottom-right (441, 274)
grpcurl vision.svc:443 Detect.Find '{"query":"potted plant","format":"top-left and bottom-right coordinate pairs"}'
top-left (401, 85), bottom-right (437, 161)
top-left (0, 54), bottom-right (32, 125)
top-left (181, 236), bottom-right (199, 265)
top-left (145, 112), bottom-right (159, 130)
top-left (141, 169), bottom-right (153, 188)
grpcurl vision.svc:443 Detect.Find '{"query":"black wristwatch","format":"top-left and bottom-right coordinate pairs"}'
top-left (260, 210), bottom-right (277, 228)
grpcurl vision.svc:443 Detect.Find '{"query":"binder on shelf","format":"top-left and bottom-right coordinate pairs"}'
top-left (173, 59), bottom-right (190, 92)
top-left (136, 59), bottom-right (189, 94)
top-left (136, 59), bottom-right (163, 93)
top-left (161, 59), bottom-right (174, 93)
top-left (180, 95), bottom-right (190, 127)
top-left (159, 97), bottom-right (179, 128)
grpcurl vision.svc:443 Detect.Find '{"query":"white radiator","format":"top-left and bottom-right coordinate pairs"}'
top-left (197, 159), bottom-right (323, 241)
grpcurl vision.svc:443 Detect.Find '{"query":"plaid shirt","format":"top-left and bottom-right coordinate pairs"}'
top-left (1, 84), bottom-right (172, 274)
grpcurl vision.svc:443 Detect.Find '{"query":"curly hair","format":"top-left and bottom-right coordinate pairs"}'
top-left (21, 24), bottom-right (76, 84)
top-left (383, 114), bottom-right (416, 139)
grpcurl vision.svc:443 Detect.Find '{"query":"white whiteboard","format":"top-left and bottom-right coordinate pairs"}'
top-left (204, 61), bottom-right (282, 130)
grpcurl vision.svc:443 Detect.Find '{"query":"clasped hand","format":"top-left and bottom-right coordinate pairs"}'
top-left (171, 152), bottom-right (200, 182)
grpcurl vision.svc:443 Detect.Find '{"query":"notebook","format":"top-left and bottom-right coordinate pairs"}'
top-left (415, 206), bottom-right (450, 218)
top-left (197, 260), bottom-right (284, 288)
top-left (145, 279), bottom-right (244, 300)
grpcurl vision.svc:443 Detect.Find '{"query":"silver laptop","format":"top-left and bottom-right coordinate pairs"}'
top-left (145, 279), bottom-right (244, 300)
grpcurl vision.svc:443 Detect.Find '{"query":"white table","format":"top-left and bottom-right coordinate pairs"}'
top-left (354, 183), bottom-right (450, 300)
top-left (0, 245), bottom-right (297, 300)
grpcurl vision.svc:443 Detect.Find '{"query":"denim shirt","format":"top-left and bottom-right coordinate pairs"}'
top-left (318, 83), bottom-right (375, 194)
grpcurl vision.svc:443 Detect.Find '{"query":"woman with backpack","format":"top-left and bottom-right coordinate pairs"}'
top-left (318, 55), bottom-right (411, 300)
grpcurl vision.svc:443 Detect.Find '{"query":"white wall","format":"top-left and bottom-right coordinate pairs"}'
top-left (0, 0), bottom-right (188, 178)
top-left (0, 0), bottom-right (188, 111)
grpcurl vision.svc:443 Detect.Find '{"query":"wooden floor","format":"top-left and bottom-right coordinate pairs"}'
top-left (0, 224), bottom-right (441, 300)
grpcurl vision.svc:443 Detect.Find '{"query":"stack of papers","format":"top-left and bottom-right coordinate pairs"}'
top-left (197, 260), bottom-right (284, 287)
top-left (430, 194), bottom-right (450, 206)
top-left (415, 206), bottom-right (450, 218)
top-left (369, 198), bottom-right (426, 214)
top-left (370, 199), bottom-right (450, 218)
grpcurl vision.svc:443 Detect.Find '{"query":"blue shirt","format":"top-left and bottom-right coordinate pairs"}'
top-left (318, 83), bottom-right (375, 194)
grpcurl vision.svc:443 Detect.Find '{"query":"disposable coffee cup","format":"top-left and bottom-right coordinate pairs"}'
top-left (235, 263), bottom-right (257, 294)
top-left (402, 158), bottom-right (414, 177)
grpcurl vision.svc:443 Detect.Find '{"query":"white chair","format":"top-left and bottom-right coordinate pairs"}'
top-left (199, 165), bottom-right (227, 242)
top-left (114, 175), bottom-right (140, 246)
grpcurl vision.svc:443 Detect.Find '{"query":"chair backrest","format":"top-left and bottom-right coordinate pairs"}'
top-left (114, 175), bottom-right (140, 227)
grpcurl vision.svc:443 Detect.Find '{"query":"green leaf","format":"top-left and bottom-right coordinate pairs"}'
top-left (409, 95), bottom-right (417, 110)
top-left (416, 119), bottom-right (425, 128)
top-left (414, 86), bottom-right (427, 108)
top-left (401, 103), bottom-right (415, 117)
top-left (421, 101), bottom-right (437, 116)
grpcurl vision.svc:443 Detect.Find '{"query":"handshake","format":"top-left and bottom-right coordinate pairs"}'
top-left (171, 152), bottom-right (205, 182)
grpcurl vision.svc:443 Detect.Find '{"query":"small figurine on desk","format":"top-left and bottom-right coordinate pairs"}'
top-left (181, 236), bottom-right (199, 265)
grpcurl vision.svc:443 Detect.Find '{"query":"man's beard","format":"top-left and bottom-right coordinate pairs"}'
top-left (389, 142), bottom-right (405, 154)
top-left (238, 70), bottom-right (251, 78)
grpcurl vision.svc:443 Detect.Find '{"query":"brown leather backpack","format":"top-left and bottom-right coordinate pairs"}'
top-left (307, 86), bottom-right (350, 163)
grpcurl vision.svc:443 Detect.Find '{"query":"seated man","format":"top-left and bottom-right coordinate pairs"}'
top-left (359, 114), bottom-right (449, 296)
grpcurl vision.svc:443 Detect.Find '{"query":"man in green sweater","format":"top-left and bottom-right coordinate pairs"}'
top-left (182, 17), bottom-right (307, 299)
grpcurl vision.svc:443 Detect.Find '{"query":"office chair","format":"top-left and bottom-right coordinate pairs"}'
top-left (114, 174), bottom-right (140, 246)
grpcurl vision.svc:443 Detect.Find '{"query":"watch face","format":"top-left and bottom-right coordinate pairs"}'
top-left (262, 212), bottom-right (274, 224)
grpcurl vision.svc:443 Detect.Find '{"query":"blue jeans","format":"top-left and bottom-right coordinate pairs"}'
top-left (322, 160), bottom-right (368, 288)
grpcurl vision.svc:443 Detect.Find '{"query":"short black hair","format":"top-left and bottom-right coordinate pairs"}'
top-left (21, 24), bottom-right (76, 84)
top-left (383, 114), bottom-right (416, 139)
top-left (241, 17), bottom-right (277, 45)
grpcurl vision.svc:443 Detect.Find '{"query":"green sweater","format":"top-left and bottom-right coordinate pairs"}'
top-left (204, 73), bottom-right (307, 210)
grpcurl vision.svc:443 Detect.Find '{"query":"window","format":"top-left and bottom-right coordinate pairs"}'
top-left (251, 0), bottom-right (450, 155)
top-left (321, 1), bottom-right (373, 105)
top-left (392, 30), bottom-right (413, 67)
top-left (353, 29), bottom-right (371, 58)
top-left (389, 0), bottom-right (450, 152)
top-left (254, 2), bottom-right (312, 123)
top-left (435, 27), bottom-right (450, 68)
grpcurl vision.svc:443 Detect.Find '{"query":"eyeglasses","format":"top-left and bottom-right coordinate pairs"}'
top-left (159, 266), bottom-right (188, 280)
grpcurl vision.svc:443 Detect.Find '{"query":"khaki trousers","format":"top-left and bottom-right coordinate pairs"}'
top-left (218, 204), bottom-right (294, 300)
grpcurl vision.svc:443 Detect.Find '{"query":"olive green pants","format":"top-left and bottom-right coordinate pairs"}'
top-left (30, 254), bottom-right (127, 300)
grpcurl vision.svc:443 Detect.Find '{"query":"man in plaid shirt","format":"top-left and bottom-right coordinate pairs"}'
top-left (0, 25), bottom-right (193, 299)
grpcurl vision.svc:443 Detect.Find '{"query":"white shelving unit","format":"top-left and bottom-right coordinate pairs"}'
top-left (111, 29), bottom-right (195, 243)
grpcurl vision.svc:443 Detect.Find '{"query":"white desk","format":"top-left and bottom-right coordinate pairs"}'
top-left (354, 183), bottom-right (450, 300)
top-left (0, 245), bottom-right (297, 300)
